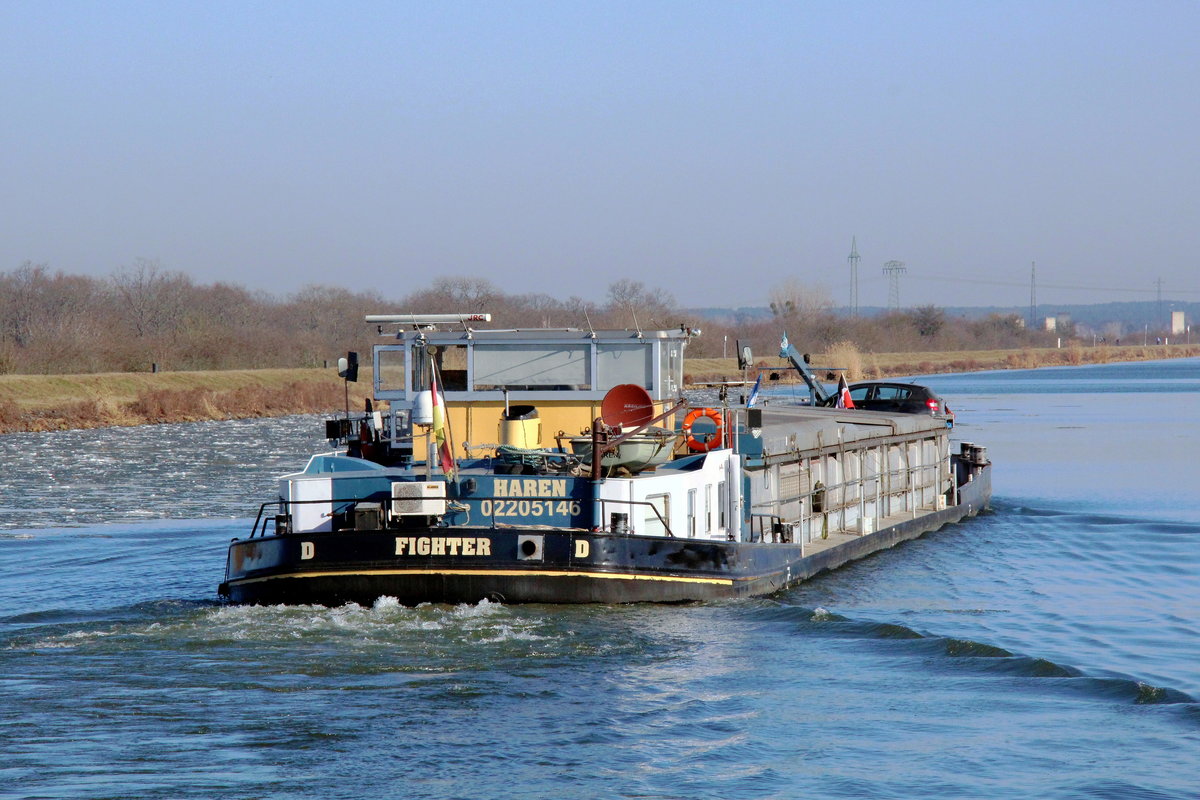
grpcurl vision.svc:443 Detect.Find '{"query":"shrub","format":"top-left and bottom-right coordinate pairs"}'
top-left (824, 341), bottom-right (865, 380)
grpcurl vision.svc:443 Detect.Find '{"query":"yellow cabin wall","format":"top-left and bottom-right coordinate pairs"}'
top-left (436, 400), bottom-right (675, 455)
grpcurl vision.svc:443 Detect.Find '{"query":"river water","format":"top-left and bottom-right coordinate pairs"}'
top-left (2, 359), bottom-right (1197, 799)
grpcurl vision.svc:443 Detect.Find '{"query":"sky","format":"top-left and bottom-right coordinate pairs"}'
top-left (3, 1), bottom-right (1199, 311)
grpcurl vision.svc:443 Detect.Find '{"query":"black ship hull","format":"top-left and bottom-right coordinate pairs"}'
top-left (220, 465), bottom-right (991, 606)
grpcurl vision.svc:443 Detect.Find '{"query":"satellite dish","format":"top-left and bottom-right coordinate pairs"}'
top-left (601, 384), bottom-right (654, 428)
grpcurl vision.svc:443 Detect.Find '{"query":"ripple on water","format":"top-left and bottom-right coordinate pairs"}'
top-left (3, 367), bottom-right (1200, 799)
top-left (0, 415), bottom-right (329, 530)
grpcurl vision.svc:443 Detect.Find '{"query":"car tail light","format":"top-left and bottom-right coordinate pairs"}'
top-left (926, 398), bottom-right (940, 413)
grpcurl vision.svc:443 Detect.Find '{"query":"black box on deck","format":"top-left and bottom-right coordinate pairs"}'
top-left (353, 502), bottom-right (383, 531)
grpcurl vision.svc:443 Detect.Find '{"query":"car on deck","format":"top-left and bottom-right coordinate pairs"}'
top-left (828, 381), bottom-right (954, 423)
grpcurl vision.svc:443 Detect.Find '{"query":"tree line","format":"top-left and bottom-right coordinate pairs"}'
top-left (1, 260), bottom-right (1056, 375)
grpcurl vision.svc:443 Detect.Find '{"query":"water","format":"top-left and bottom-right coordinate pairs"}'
top-left (2, 360), bottom-right (1198, 799)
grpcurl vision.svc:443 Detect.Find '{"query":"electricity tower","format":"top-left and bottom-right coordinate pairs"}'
top-left (1156, 277), bottom-right (1164, 326)
top-left (848, 237), bottom-right (860, 316)
top-left (1030, 261), bottom-right (1037, 329)
top-left (882, 260), bottom-right (906, 310)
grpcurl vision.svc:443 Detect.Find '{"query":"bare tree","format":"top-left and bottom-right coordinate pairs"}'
top-left (0, 262), bottom-right (1066, 376)
top-left (111, 258), bottom-right (191, 340)
top-left (605, 279), bottom-right (676, 327)
top-left (768, 279), bottom-right (832, 320)
top-left (0, 261), bottom-right (45, 348)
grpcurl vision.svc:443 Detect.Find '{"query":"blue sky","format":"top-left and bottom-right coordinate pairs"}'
top-left (3, 1), bottom-right (1198, 310)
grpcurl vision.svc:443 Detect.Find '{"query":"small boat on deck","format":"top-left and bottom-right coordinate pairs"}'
top-left (219, 314), bottom-right (991, 606)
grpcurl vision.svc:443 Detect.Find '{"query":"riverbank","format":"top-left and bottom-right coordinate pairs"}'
top-left (685, 342), bottom-right (1200, 383)
top-left (2, 343), bottom-right (1197, 433)
top-left (0, 369), bottom-right (371, 434)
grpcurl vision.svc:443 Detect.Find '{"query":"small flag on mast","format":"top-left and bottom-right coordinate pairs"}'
top-left (430, 363), bottom-right (457, 480)
top-left (747, 373), bottom-right (762, 408)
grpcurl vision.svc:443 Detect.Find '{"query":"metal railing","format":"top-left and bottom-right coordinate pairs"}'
top-left (750, 456), bottom-right (950, 544)
top-left (748, 513), bottom-right (786, 543)
top-left (250, 493), bottom-right (593, 537)
top-left (250, 493), bottom-right (677, 539)
top-left (597, 498), bottom-right (675, 538)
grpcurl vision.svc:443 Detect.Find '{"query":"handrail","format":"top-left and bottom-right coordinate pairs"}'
top-left (248, 495), bottom-right (391, 538)
top-left (748, 456), bottom-right (949, 544)
top-left (749, 461), bottom-right (941, 511)
top-left (748, 513), bottom-right (784, 543)
top-left (251, 492), bottom-right (589, 537)
top-left (250, 501), bottom-right (281, 537)
top-left (597, 498), bottom-right (675, 537)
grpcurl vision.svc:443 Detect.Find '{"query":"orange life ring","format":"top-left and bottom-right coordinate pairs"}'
top-left (682, 407), bottom-right (724, 452)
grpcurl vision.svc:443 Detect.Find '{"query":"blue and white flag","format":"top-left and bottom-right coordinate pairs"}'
top-left (747, 373), bottom-right (762, 408)
top-left (779, 333), bottom-right (790, 355)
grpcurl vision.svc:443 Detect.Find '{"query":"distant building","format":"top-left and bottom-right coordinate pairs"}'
top-left (1171, 310), bottom-right (1186, 335)
top-left (1044, 314), bottom-right (1071, 333)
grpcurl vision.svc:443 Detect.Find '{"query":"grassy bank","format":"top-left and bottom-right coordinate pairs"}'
top-left (2, 343), bottom-right (1197, 433)
top-left (0, 369), bottom-right (371, 433)
top-left (685, 343), bottom-right (1200, 384)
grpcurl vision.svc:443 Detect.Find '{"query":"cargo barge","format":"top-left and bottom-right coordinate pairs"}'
top-left (219, 314), bottom-right (991, 605)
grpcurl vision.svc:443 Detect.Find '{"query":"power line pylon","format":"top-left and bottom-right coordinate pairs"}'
top-left (1156, 276), bottom-right (1164, 326)
top-left (882, 260), bottom-right (906, 310)
top-left (848, 236), bottom-right (860, 316)
top-left (1030, 261), bottom-right (1037, 329)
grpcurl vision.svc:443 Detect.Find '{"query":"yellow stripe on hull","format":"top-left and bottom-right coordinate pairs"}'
top-left (228, 568), bottom-right (735, 587)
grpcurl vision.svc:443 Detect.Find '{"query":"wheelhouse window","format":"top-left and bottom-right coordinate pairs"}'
top-left (596, 343), bottom-right (652, 390)
top-left (432, 344), bottom-right (468, 391)
top-left (404, 344), bottom-right (468, 393)
top-left (473, 343), bottom-right (591, 391)
top-left (377, 349), bottom-right (407, 394)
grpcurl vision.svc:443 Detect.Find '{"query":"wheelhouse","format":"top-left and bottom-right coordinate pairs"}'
top-left (371, 325), bottom-right (691, 462)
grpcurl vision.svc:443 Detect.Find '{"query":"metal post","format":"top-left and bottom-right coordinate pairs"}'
top-left (426, 428), bottom-right (435, 482)
top-left (590, 419), bottom-right (605, 530)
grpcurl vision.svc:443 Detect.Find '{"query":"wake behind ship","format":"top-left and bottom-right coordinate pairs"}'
top-left (219, 314), bottom-right (991, 605)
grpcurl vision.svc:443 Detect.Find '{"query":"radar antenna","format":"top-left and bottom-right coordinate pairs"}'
top-left (364, 313), bottom-right (492, 332)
